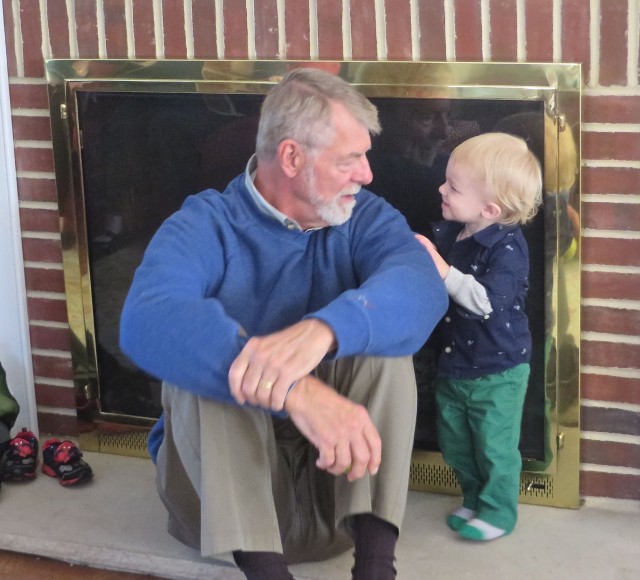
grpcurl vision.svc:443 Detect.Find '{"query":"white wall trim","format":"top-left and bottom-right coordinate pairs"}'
top-left (0, 9), bottom-right (38, 436)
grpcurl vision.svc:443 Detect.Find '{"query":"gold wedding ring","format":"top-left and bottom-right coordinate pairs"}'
top-left (259, 380), bottom-right (274, 391)
top-left (343, 464), bottom-right (352, 475)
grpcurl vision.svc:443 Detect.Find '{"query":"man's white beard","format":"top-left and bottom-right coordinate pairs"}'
top-left (306, 169), bottom-right (360, 226)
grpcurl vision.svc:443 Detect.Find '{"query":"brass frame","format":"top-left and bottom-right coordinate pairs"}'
top-left (45, 60), bottom-right (581, 508)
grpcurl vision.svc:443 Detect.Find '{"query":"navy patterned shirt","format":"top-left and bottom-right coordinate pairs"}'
top-left (432, 220), bottom-right (532, 379)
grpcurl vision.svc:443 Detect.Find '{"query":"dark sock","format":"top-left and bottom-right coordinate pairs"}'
top-left (350, 513), bottom-right (398, 580)
top-left (232, 550), bottom-right (294, 580)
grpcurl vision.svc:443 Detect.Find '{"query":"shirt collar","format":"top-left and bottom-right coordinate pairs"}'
top-left (244, 155), bottom-right (302, 231)
top-left (472, 223), bottom-right (519, 247)
top-left (433, 221), bottom-right (518, 248)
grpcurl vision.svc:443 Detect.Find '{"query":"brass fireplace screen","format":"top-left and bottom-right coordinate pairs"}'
top-left (46, 60), bottom-right (581, 508)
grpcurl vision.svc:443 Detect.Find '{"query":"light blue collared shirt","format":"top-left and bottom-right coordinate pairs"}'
top-left (244, 155), bottom-right (303, 231)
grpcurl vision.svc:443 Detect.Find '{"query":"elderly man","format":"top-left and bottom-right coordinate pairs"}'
top-left (120, 67), bottom-right (447, 579)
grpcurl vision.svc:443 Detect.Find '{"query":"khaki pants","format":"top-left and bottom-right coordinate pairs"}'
top-left (155, 356), bottom-right (417, 563)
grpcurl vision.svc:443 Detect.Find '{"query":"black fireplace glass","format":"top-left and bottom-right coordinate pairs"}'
top-left (78, 91), bottom-right (546, 460)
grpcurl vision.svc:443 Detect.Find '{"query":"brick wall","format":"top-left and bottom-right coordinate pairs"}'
top-left (2, 0), bottom-right (639, 502)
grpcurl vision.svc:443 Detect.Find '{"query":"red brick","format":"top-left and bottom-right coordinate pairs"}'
top-left (581, 374), bottom-right (640, 406)
top-left (489, 0), bottom-right (517, 61)
top-left (583, 132), bottom-right (640, 162)
top-left (385, 0), bottom-right (412, 60)
top-left (3, 0), bottom-right (17, 76)
top-left (132, 0), bottom-right (156, 59)
top-left (454, 0), bottom-right (483, 61)
top-left (11, 115), bottom-right (52, 141)
top-left (351, 0), bottom-right (377, 60)
top-left (284, 0), bottom-right (310, 59)
top-left (417, 0), bottom-right (445, 60)
top-left (582, 167), bottom-right (640, 195)
top-left (162, 0), bottom-right (187, 58)
top-left (581, 439), bottom-right (640, 470)
top-left (35, 382), bottom-right (76, 408)
top-left (21, 237), bottom-right (63, 264)
top-left (317, 0), bottom-right (343, 59)
top-left (561, 0), bottom-right (590, 83)
top-left (14, 147), bottom-right (54, 173)
top-left (582, 236), bottom-right (640, 269)
top-left (29, 325), bottom-right (72, 352)
top-left (47, 0), bottom-right (70, 58)
top-left (104, 0), bottom-right (128, 58)
top-left (9, 83), bottom-right (49, 110)
top-left (582, 405), bottom-right (640, 437)
top-left (32, 353), bottom-right (73, 380)
top-left (582, 271), bottom-right (640, 301)
top-left (74, 0), bottom-right (99, 57)
top-left (223, 0), bottom-right (248, 58)
top-left (583, 305), bottom-right (640, 337)
top-left (254, 0), bottom-right (279, 58)
top-left (37, 412), bottom-right (79, 436)
top-left (599, 1), bottom-right (628, 86)
top-left (24, 266), bottom-right (66, 293)
top-left (524, 0), bottom-right (553, 62)
top-left (584, 96), bottom-right (640, 124)
top-left (27, 296), bottom-right (69, 323)
top-left (17, 177), bottom-right (58, 203)
top-left (19, 206), bottom-right (60, 233)
top-left (580, 471), bottom-right (640, 500)
top-left (20, 0), bottom-right (45, 77)
top-left (192, 0), bottom-right (217, 58)
top-left (581, 339), bottom-right (640, 372)
top-left (582, 202), bottom-right (640, 232)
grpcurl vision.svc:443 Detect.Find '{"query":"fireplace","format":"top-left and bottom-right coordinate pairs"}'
top-left (46, 60), bottom-right (581, 508)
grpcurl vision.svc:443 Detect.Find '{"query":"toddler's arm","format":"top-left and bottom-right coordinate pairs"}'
top-left (415, 234), bottom-right (450, 279)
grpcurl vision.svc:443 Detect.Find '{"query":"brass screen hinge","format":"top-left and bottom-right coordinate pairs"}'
top-left (557, 113), bottom-right (567, 132)
top-left (60, 103), bottom-right (68, 119)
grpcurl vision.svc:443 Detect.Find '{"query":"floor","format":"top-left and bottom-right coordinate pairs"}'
top-left (0, 549), bottom-right (152, 579)
top-left (0, 451), bottom-right (638, 580)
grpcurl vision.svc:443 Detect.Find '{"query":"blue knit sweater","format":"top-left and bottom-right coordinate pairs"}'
top-left (120, 174), bottom-right (448, 459)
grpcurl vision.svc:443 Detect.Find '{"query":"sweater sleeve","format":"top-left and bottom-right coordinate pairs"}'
top-left (307, 193), bottom-right (449, 357)
top-left (120, 192), bottom-right (246, 403)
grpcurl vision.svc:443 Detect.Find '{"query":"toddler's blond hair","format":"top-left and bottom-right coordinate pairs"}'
top-left (451, 132), bottom-right (543, 225)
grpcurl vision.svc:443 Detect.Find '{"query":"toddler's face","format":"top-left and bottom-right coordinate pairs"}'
top-left (438, 157), bottom-right (492, 226)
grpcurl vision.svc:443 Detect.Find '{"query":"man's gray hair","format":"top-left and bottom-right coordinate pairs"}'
top-left (255, 67), bottom-right (381, 161)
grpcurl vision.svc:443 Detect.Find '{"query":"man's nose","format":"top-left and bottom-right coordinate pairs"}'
top-left (431, 113), bottom-right (451, 141)
top-left (355, 155), bottom-right (373, 185)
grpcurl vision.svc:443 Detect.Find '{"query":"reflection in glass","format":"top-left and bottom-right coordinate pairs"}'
top-left (78, 92), bottom-right (548, 461)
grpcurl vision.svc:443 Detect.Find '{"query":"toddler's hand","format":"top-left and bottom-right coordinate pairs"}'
top-left (415, 234), bottom-right (436, 253)
top-left (414, 234), bottom-right (450, 280)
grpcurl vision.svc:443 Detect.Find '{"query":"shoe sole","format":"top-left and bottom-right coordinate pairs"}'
top-left (42, 463), bottom-right (93, 486)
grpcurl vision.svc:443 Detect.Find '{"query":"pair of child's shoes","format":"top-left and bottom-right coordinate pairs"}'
top-left (447, 507), bottom-right (507, 541)
top-left (0, 428), bottom-right (93, 487)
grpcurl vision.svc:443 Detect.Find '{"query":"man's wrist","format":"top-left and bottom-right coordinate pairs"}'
top-left (310, 318), bottom-right (338, 353)
top-left (283, 375), bottom-right (310, 414)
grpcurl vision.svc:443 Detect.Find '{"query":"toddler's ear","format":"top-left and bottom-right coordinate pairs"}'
top-left (482, 202), bottom-right (502, 220)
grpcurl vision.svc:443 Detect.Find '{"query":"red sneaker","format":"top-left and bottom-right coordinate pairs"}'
top-left (42, 439), bottom-right (93, 486)
top-left (1, 428), bottom-right (39, 481)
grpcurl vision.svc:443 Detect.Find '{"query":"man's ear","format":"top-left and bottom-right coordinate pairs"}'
top-left (278, 139), bottom-right (305, 178)
top-left (482, 202), bottom-right (502, 220)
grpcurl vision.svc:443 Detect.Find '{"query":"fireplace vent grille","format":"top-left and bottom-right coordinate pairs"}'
top-left (409, 452), bottom-right (556, 504)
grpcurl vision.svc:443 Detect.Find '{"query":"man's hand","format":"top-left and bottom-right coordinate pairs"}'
top-left (284, 375), bottom-right (382, 482)
top-left (228, 318), bottom-right (336, 411)
top-left (415, 234), bottom-right (450, 280)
